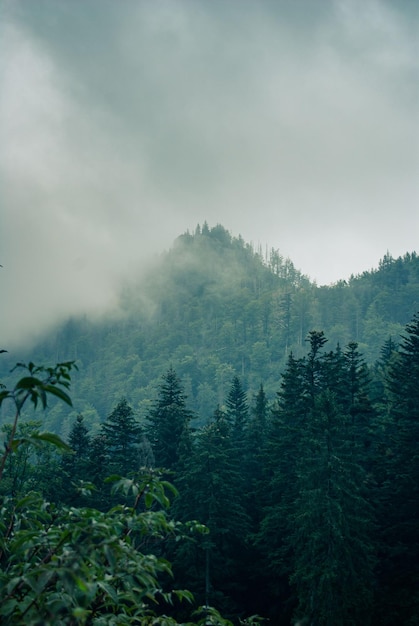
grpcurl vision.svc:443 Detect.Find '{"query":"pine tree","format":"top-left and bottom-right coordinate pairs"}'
top-left (61, 414), bottom-right (91, 505)
top-left (343, 341), bottom-right (376, 455)
top-left (174, 406), bottom-right (250, 614)
top-left (290, 339), bottom-right (375, 625)
top-left (79, 399), bottom-right (144, 510)
top-left (370, 336), bottom-right (399, 409)
top-left (240, 384), bottom-right (276, 618)
top-left (86, 433), bottom-right (109, 510)
top-left (304, 330), bottom-right (328, 404)
top-left (376, 313), bottom-right (419, 624)
top-left (256, 352), bottom-right (309, 623)
top-left (245, 383), bottom-right (268, 496)
top-left (100, 398), bottom-right (143, 477)
top-left (101, 398), bottom-right (142, 476)
top-left (147, 368), bottom-right (193, 476)
top-left (290, 390), bottom-right (375, 625)
top-left (225, 376), bottom-right (249, 443)
top-left (258, 337), bottom-right (376, 625)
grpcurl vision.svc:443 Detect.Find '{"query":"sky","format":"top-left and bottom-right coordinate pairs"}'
top-left (1, 0), bottom-right (418, 348)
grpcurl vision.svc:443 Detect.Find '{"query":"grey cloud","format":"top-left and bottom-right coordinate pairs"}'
top-left (0, 0), bottom-right (417, 347)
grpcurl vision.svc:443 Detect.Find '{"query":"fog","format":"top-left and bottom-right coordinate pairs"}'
top-left (1, 0), bottom-right (418, 348)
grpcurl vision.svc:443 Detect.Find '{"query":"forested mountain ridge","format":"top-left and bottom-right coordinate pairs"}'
top-left (1, 223), bottom-right (419, 624)
top-left (1, 224), bottom-right (418, 436)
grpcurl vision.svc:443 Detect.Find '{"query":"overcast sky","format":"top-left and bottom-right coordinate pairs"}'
top-left (1, 0), bottom-right (418, 348)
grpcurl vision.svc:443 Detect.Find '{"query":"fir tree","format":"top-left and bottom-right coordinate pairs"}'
top-left (174, 406), bottom-right (250, 615)
top-left (147, 368), bottom-right (193, 476)
top-left (61, 414), bottom-right (91, 505)
top-left (100, 398), bottom-right (143, 476)
top-left (245, 383), bottom-right (268, 493)
top-left (225, 376), bottom-right (249, 443)
top-left (376, 313), bottom-right (419, 624)
top-left (255, 352), bottom-right (309, 623)
top-left (258, 338), bottom-right (376, 625)
top-left (290, 390), bottom-right (375, 625)
top-left (304, 330), bottom-right (328, 404)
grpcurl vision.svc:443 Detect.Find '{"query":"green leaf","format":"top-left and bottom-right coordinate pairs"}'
top-left (14, 376), bottom-right (43, 390)
top-left (0, 390), bottom-right (10, 405)
top-left (72, 607), bottom-right (92, 620)
top-left (0, 599), bottom-right (18, 617)
top-left (104, 474), bottom-right (122, 484)
top-left (172, 588), bottom-right (194, 604)
top-left (42, 384), bottom-right (73, 406)
top-left (97, 581), bottom-right (119, 603)
top-left (28, 432), bottom-right (73, 452)
top-left (161, 480), bottom-right (179, 498)
top-left (39, 387), bottom-right (47, 409)
top-left (74, 577), bottom-right (89, 593)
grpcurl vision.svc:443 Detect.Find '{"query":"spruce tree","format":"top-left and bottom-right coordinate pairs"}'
top-left (256, 352), bottom-right (309, 623)
top-left (225, 376), bottom-right (249, 443)
top-left (304, 330), bottom-right (328, 404)
top-left (174, 406), bottom-right (250, 615)
top-left (241, 384), bottom-right (280, 619)
top-left (61, 414), bottom-right (91, 505)
top-left (289, 390), bottom-right (375, 625)
top-left (376, 313), bottom-right (419, 624)
top-left (86, 433), bottom-right (111, 510)
top-left (291, 339), bottom-right (375, 625)
top-left (100, 398), bottom-right (143, 477)
top-left (258, 336), bottom-right (376, 625)
top-left (147, 367), bottom-right (193, 476)
top-left (244, 383), bottom-right (269, 515)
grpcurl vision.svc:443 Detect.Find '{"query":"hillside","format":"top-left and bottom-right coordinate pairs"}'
top-left (1, 224), bottom-right (418, 435)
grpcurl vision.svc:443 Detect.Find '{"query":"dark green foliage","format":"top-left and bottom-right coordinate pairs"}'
top-left (84, 433), bottom-right (110, 510)
top-left (72, 398), bottom-right (145, 509)
top-left (147, 368), bottom-right (194, 475)
top-left (174, 406), bottom-right (251, 615)
top-left (374, 313), bottom-right (419, 624)
top-left (0, 360), bottom-right (236, 626)
top-left (0, 472), bottom-right (213, 625)
top-left (0, 420), bottom-right (42, 498)
top-left (289, 391), bottom-right (375, 625)
top-left (100, 398), bottom-right (143, 476)
top-left (225, 376), bottom-right (249, 441)
top-left (69, 414), bottom-right (91, 456)
top-left (258, 335), bottom-right (376, 624)
top-left (254, 353), bottom-right (308, 622)
top-left (245, 383), bottom-right (268, 491)
top-left (61, 414), bottom-right (91, 506)
top-left (305, 330), bottom-right (328, 401)
top-left (0, 361), bottom-right (76, 484)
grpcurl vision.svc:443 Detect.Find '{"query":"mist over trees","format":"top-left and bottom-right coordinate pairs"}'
top-left (1, 224), bottom-right (417, 437)
top-left (1, 225), bottom-right (419, 624)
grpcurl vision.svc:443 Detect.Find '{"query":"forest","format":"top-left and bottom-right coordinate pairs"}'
top-left (1, 224), bottom-right (418, 624)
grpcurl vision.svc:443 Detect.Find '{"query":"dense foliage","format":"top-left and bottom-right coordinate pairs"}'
top-left (0, 362), bottom-right (238, 625)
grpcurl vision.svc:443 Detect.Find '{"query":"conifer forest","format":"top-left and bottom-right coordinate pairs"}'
top-left (1, 226), bottom-right (419, 625)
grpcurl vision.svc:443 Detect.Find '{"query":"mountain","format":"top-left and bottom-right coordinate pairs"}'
top-left (1, 224), bottom-right (418, 435)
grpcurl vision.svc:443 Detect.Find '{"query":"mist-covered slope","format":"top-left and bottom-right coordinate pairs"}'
top-left (1, 224), bottom-right (418, 435)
